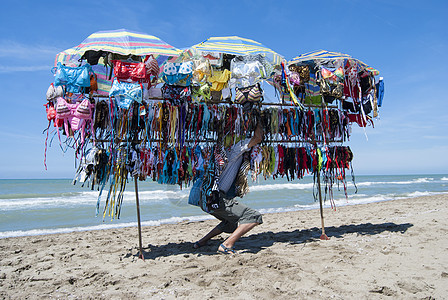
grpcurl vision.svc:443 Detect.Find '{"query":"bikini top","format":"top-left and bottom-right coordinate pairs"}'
top-left (55, 96), bottom-right (95, 144)
top-left (162, 61), bottom-right (193, 86)
top-left (232, 61), bottom-right (261, 78)
top-left (109, 78), bottom-right (143, 109)
top-left (321, 67), bottom-right (344, 82)
top-left (56, 97), bottom-right (94, 121)
top-left (230, 60), bottom-right (266, 88)
top-left (234, 83), bottom-right (263, 104)
top-left (208, 69), bottom-right (231, 91)
top-left (192, 59), bottom-right (212, 82)
top-left (112, 60), bottom-right (148, 82)
top-left (46, 83), bottom-right (64, 101)
top-left (53, 62), bottom-right (93, 93)
top-left (144, 55), bottom-right (160, 79)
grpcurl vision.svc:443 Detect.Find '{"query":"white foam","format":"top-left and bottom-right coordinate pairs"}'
top-left (275, 190), bottom-right (448, 215)
top-left (406, 191), bottom-right (441, 197)
top-left (0, 214), bottom-right (214, 239)
top-left (441, 177), bottom-right (448, 181)
top-left (251, 182), bottom-right (314, 192)
top-left (0, 196), bottom-right (98, 210)
top-left (329, 190), bottom-right (448, 208)
top-left (351, 177), bottom-right (434, 187)
top-left (0, 189), bottom-right (191, 211)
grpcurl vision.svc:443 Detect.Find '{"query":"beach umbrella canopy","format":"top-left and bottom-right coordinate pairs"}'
top-left (289, 49), bottom-right (379, 75)
top-left (70, 28), bottom-right (180, 58)
top-left (54, 47), bottom-right (80, 67)
top-left (185, 36), bottom-right (285, 66)
top-left (54, 29), bottom-right (180, 95)
top-left (55, 29), bottom-right (180, 66)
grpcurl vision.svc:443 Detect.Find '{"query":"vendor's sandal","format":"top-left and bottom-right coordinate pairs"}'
top-left (217, 243), bottom-right (236, 255)
top-left (193, 241), bottom-right (205, 249)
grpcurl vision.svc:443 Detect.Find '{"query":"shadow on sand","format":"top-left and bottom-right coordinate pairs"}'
top-left (126, 221), bottom-right (413, 260)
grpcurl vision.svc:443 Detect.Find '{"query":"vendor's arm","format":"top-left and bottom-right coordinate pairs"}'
top-left (248, 123), bottom-right (263, 148)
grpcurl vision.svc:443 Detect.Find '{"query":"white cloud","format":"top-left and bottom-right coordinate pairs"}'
top-left (0, 65), bottom-right (52, 73)
top-left (0, 40), bottom-right (61, 60)
top-left (0, 40), bottom-right (60, 73)
top-left (0, 131), bottom-right (43, 142)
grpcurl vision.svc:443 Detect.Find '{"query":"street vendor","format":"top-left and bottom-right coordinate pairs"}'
top-left (189, 123), bottom-right (264, 254)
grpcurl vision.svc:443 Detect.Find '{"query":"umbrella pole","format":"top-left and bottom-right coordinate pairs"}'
top-left (316, 169), bottom-right (330, 240)
top-left (134, 176), bottom-right (144, 259)
top-left (313, 135), bottom-right (330, 241)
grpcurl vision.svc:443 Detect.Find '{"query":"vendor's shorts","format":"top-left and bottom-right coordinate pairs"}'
top-left (211, 199), bottom-right (263, 233)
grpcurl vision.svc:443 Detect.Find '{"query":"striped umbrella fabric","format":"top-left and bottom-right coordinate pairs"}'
top-left (186, 36), bottom-right (284, 66)
top-left (290, 50), bottom-right (352, 64)
top-left (290, 50), bottom-right (380, 75)
top-left (72, 29), bottom-right (180, 57)
top-left (54, 47), bottom-right (80, 67)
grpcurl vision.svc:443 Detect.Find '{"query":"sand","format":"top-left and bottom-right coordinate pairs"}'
top-left (1, 194), bottom-right (447, 299)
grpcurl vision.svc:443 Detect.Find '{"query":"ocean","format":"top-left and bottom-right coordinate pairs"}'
top-left (1, 174), bottom-right (447, 238)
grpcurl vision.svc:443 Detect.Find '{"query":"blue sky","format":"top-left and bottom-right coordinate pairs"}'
top-left (0, 0), bottom-right (447, 179)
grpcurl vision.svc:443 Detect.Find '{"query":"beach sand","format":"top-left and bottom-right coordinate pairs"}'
top-left (1, 194), bottom-right (447, 299)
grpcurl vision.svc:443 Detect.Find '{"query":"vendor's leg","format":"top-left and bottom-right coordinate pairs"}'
top-left (196, 225), bottom-right (223, 246)
top-left (218, 202), bottom-right (263, 251)
top-left (196, 211), bottom-right (239, 247)
top-left (219, 222), bottom-right (259, 250)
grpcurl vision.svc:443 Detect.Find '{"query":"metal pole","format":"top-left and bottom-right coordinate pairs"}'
top-left (134, 176), bottom-right (144, 259)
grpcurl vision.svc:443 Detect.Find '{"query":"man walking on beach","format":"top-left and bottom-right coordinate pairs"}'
top-left (189, 123), bottom-right (264, 254)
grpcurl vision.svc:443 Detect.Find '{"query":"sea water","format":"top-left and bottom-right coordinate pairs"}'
top-left (1, 174), bottom-right (447, 238)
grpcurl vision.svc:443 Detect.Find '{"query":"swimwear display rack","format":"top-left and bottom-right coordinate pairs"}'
top-left (46, 38), bottom-right (383, 258)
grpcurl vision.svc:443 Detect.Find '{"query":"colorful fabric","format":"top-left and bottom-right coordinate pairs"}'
top-left (91, 64), bottom-right (112, 96)
top-left (303, 73), bottom-right (321, 105)
top-left (376, 79), bottom-right (384, 107)
top-left (161, 84), bottom-right (192, 105)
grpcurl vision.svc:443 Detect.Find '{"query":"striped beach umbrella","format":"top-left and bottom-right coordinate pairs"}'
top-left (72, 29), bottom-right (180, 58)
top-left (54, 29), bottom-right (180, 95)
top-left (186, 36), bottom-right (284, 66)
top-left (290, 49), bottom-right (380, 75)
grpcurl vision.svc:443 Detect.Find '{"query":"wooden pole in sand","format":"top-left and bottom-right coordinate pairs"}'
top-left (316, 169), bottom-right (329, 240)
top-left (312, 134), bottom-right (330, 241)
top-left (134, 176), bottom-right (144, 259)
